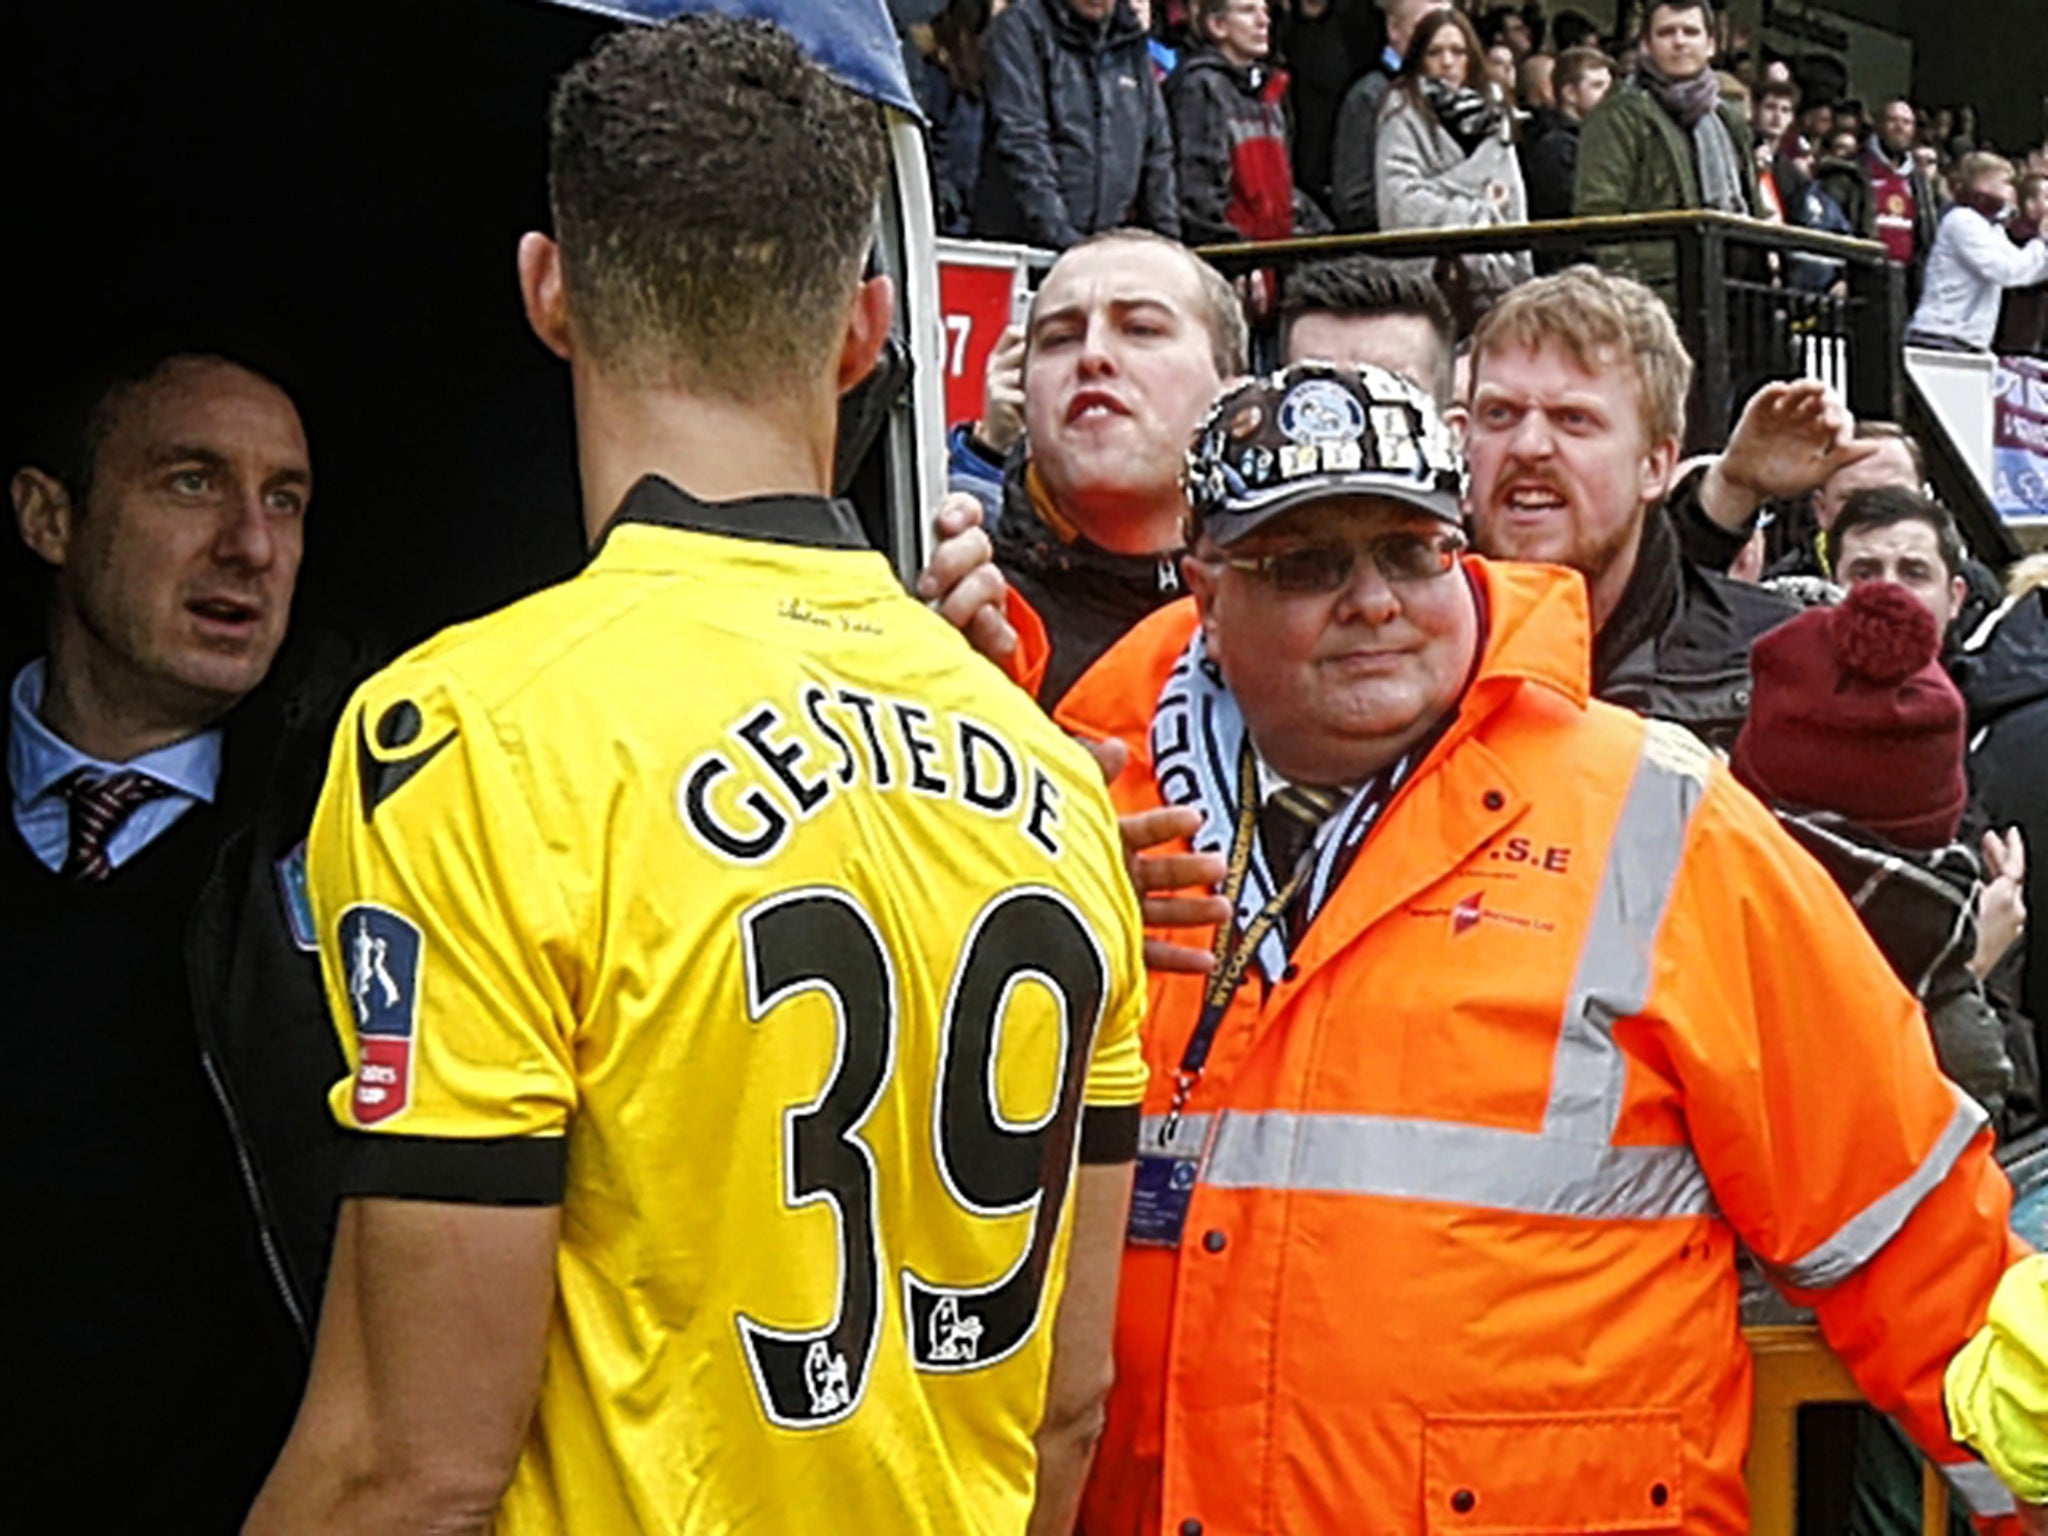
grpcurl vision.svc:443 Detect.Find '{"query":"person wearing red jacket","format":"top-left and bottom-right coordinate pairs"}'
top-left (1053, 360), bottom-right (2047, 1534)
top-left (1165, 0), bottom-right (1332, 246)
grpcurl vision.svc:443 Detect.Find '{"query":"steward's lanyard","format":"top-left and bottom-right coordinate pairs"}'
top-left (1157, 739), bottom-right (1314, 1148)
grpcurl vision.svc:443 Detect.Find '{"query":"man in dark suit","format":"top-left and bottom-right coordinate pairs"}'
top-left (4, 347), bottom-right (360, 1530)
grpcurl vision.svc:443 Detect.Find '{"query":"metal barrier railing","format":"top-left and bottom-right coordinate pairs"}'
top-left (1191, 211), bottom-right (2025, 565)
top-left (1194, 210), bottom-right (1902, 454)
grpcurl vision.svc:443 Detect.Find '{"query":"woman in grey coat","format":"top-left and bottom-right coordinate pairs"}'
top-left (1373, 5), bottom-right (1531, 311)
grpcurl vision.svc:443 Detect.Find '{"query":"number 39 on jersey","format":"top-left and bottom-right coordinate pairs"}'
top-left (734, 882), bottom-right (1109, 1430)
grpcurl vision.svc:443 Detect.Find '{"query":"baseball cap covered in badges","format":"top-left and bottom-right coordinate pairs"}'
top-left (1184, 362), bottom-right (1467, 546)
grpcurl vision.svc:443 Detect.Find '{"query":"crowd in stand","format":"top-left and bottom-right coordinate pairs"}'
top-left (921, 235), bottom-right (2048, 1528)
top-left (903, 0), bottom-right (2048, 346)
top-left (10, 6), bottom-right (2048, 1534)
top-left (936, 233), bottom-right (2045, 1104)
top-left (923, 9), bottom-right (2048, 1110)
top-left (907, 6), bottom-right (2048, 1528)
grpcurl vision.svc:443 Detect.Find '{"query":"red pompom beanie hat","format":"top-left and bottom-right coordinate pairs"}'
top-left (1731, 581), bottom-right (1968, 849)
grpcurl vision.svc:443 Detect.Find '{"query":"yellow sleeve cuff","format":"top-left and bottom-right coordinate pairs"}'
top-left (1945, 1254), bottom-right (2048, 1505)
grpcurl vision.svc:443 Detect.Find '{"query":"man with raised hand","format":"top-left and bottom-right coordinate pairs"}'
top-left (1461, 265), bottom-right (1794, 748)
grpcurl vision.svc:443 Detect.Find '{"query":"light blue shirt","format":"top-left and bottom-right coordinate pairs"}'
top-left (8, 659), bottom-right (223, 873)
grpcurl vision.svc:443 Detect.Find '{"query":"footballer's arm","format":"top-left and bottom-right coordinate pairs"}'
top-left (244, 1197), bottom-right (560, 1535)
top-left (1028, 1158), bottom-right (1136, 1536)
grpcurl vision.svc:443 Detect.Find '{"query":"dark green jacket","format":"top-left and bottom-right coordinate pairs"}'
top-left (1573, 78), bottom-right (1757, 296)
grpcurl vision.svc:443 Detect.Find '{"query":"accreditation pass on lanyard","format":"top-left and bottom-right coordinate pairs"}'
top-left (1128, 741), bottom-right (1311, 1248)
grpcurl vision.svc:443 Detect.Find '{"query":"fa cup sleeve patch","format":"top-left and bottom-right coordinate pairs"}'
top-left (338, 904), bottom-right (424, 1125)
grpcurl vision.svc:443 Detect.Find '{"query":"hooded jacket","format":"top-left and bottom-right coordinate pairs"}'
top-left (1165, 48), bottom-right (1331, 245)
top-left (974, 0), bottom-right (1180, 247)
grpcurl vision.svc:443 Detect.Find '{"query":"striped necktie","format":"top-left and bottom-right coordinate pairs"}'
top-left (59, 768), bottom-right (174, 882)
top-left (1260, 783), bottom-right (1345, 881)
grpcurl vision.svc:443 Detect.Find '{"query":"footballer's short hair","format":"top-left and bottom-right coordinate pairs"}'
top-left (547, 15), bottom-right (889, 398)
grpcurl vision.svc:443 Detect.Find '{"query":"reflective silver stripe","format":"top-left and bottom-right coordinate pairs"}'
top-left (1544, 722), bottom-right (1710, 1145)
top-left (1770, 1087), bottom-right (1988, 1291)
top-left (1201, 1109), bottom-right (1717, 1221)
top-left (1942, 1460), bottom-right (2018, 1517)
top-left (1140, 1112), bottom-right (1216, 1158)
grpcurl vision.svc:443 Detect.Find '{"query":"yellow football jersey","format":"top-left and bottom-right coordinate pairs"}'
top-left (307, 479), bottom-right (1148, 1535)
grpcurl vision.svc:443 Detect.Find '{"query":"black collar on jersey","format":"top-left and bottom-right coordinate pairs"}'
top-left (597, 474), bottom-right (870, 553)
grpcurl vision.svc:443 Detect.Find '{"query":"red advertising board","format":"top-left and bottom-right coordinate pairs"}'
top-left (936, 240), bottom-right (1032, 428)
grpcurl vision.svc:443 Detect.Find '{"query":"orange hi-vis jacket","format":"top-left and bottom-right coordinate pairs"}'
top-left (1055, 558), bottom-right (2030, 1536)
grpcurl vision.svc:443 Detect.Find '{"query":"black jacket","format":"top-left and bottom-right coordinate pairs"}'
top-left (1953, 585), bottom-right (2048, 1042)
top-left (992, 454), bottom-right (1187, 707)
top-left (1275, 5), bottom-right (1364, 213)
top-left (1519, 106), bottom-right (1581, 222)
top-left (973, 0), bottom-right (1179, 247)
top-left (0, 616), bottom-right (365, 1526)
top-left (1592, 496), bottom-right (1799, 752)
top-left (192, 618), bottom-right (370, 1340)
top-left (1328, 65), bottom-right (1394, 231)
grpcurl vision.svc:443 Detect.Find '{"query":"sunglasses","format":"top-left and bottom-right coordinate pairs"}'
top-left (1217, 529), bottom-right (1466, 594)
